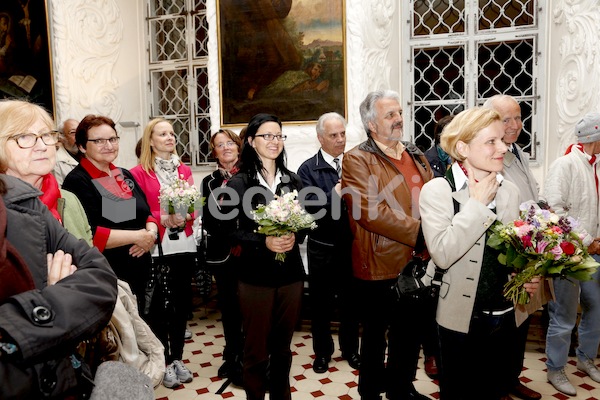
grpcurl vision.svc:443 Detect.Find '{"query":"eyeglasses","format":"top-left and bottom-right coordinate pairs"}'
top-left (255, 134), bottom-right (287, 142)
top-left (9, 131), bottom-right (59, 149)
top-left (87, 137), bottom-right (120, 146)
top-left (215, 141), bottom-right (236, 149)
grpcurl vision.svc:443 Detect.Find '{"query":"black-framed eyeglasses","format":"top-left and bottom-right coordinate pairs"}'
top-left (9, 131), bottom-right (59, 149)
top-left (87, 137), bottom-right (120, 146)
top-left (255, 134), bottom-right (287, 142)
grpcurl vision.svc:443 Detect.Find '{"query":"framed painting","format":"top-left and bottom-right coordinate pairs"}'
top-left (0, 0), bottom-right (54, 115)
top-left (217, 0), bottom-right (346, 125)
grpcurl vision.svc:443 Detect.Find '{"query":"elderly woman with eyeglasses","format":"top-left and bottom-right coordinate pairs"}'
top-left (200, 128), bottom-right (244, 383)
top-left (0, 100), bottom-right (91, 245)
top-left (63, 115), bottom-right (158, 305)
top-left (0, 100), bottom-right (117, 399)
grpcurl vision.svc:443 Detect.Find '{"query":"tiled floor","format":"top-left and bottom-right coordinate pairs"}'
top-left (155, 302), bottom-right (600, 400)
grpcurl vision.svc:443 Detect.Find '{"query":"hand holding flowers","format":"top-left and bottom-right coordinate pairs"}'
top-left (252, 190), bottom-right (317, 262)
top-left (159, 175), bottom-right (204, 217)
top-left (487, 204), bottom-right (599, 305)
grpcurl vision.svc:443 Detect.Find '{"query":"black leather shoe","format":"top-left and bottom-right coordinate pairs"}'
top-left (510, 382), bottom-right (541, 400)
top-left (312, 356), bottom-right (330, 373)
top-left (343, 352), bottom-right (361, 370)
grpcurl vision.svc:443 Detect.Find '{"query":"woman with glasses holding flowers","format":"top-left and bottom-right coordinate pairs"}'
top-left (201, 128), bottom-right (244, 384)
top-left (63, 115), bottom-right (158, 308)
top-left (221, 113), bottom-right (305, 400)
top-left (130, 117), bottom-right (196, 388)
top-left (419, 107), bottom-right (539, 400)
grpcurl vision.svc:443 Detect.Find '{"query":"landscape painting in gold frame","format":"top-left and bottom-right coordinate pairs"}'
top-left (218, 0), bottom-right (346, 125)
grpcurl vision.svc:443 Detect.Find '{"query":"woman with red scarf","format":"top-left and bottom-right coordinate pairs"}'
top-left (0, 100), bottom-right (92, 244)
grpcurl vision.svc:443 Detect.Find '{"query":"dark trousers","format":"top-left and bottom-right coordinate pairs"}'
top-left (238, 281), bottom-right (303, 400)
top-left (438, 311), bottom-right (517, 400)
top-left (147, 252), bottom-right (194, 364)
top-left (357, 279), bottom-right (427, 400)
top-left (307, 239), bottom-right (360, 358)
top-left (213, 257), bottom-right (244, 360)
top-left (508, 315), bottom-right (531, 386)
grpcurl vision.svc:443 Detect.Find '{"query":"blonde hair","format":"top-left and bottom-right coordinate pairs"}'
top-left (0, 99), bottom-right (54, 172)
top-left (440, 107), bottom-right (502, 162)
top-left (139, 117), bottom-right (178, 172)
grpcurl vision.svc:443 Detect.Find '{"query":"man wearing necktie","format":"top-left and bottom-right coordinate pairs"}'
top-left (483, 95), bottom-right (543, 400)
top-left (297, 112), bottom-right (361, 374)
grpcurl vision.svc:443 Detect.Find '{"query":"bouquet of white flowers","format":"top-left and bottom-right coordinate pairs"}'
top-left (159, 175), bottom-right (203, 216)
top-left (252, 190), bottom-right (317, 261)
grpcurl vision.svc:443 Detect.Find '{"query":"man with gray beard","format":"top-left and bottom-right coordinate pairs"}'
top-left (341, 90), bottom-right (433, 400)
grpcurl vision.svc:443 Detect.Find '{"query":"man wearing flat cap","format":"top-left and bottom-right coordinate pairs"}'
top-left (543, 112), bottom-right (600, 396)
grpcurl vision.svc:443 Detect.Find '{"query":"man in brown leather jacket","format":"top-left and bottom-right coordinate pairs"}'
top-left (341, 90), bottom-right (433, 400)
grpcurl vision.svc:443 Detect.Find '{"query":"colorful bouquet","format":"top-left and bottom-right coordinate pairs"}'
top-left (252, 190), bottom-right (317, 262)
top-left (159, 175), bottom-right (203, 216)
top-left (487, 204), bottom-right (599, 305)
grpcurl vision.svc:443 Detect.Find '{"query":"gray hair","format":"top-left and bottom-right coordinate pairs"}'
top-left (316, 112), bottom-right (346, 136)
top-left (359, 90), bottom-right (401, 136)
top-left (482, 94), bottom-right (518, 109)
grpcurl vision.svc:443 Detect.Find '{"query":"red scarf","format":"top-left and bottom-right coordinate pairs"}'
top-left (39, 174), bottom-right (63, 223)
top-left (457, 162), bottom-right (478, 182)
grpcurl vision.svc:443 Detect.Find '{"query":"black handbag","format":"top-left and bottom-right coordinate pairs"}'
top-left (393, 254), bottom-right (445, 301)
top-left (143, 242), bottom-right (172, 317)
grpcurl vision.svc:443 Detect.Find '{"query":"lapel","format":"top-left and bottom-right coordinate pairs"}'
top-left (495, 183), bottom-right (513, 223)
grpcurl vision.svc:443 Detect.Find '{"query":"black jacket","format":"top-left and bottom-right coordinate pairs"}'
top-left (297, 150), bottom-right (352, 246)
top-left (0, 175), bottom-right (117, 399)
top-left (224, 170), bottom-right (306, 287)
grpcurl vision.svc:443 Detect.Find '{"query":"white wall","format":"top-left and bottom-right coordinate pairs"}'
top-left (48, 0), bottom-right (600, 186)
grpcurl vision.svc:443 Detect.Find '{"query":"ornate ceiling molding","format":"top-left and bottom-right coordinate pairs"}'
top-left (51, 0), bottom-right (123, 122)
top-left (553, 0), bottom-right (600, 153)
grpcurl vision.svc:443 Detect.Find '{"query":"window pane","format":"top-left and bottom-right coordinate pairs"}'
top-left (193, 0), bottom-right (206, 11)
top-left (196, 67), bottom-right (210, 114)
top-left (414, 104), bottom-right (465, 152)
top-left (477, 38), bottom-right (534, 99)
top-left (194, 13), bottom-right (209, 58)
top-left (151, 69), bottom-right (189, 115)
top-left (413, 0), bottom-right (465, 36)
top-left (197, 116), bottom-right (211, 163)
top-left (150, 0), bottom-right (185, 16)
top-left (150, 17), bottom-right (187, 62)
top-left (413, 46), bottom-right (465, 102)
top-left (479, 0), bottom-right (536, 30)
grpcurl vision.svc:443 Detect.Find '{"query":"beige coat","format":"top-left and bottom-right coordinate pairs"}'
top-left (419, 175), bottom-right (521, 333)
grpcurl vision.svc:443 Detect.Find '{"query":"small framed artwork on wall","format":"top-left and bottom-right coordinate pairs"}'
top-left (0, 0), bottom-right (54, 115)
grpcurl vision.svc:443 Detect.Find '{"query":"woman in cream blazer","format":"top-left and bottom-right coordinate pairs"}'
top-left (419, 107), bottom-right (539, 400)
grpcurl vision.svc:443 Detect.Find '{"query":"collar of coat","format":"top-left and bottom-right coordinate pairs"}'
top-left (358, 136), bottom-right (428, 170)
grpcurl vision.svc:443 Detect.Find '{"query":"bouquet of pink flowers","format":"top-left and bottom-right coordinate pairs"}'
top-left (159, 175), bottom-right (203, 216)
top-left (252, 190), bottom-right (317, 262)
top-left (487, 204), bottom-right (599, 304)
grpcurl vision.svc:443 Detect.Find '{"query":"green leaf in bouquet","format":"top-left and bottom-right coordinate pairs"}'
top-left (486, 232), bottom-right (504, 249)
top-left (566, 269), bottom-right (596, 282)
top-left (511, 254), bottom-right (529, 269)
top-left (497, 253), bottom-right (507, 266)
top-left (546, 264), bottom-right (565, 275)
